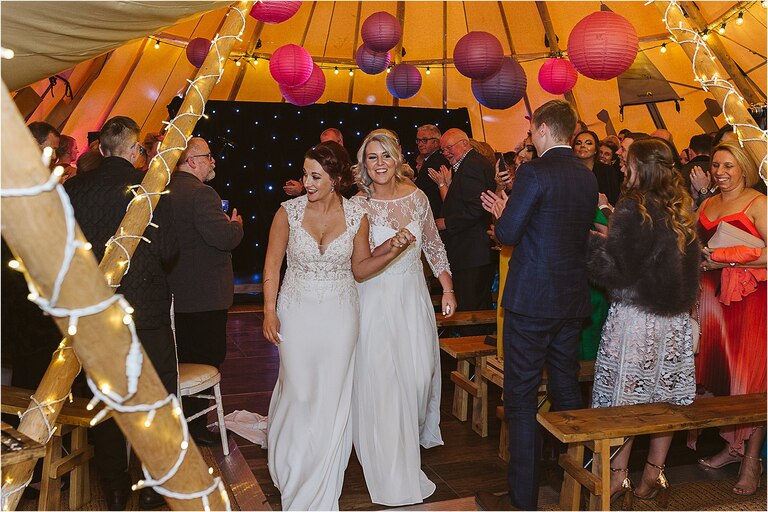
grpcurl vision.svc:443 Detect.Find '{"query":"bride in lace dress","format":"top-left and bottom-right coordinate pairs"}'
top-left (262, 142), bottom-right (414, 511)
top-left (350, 132), bottom-right (456, 506)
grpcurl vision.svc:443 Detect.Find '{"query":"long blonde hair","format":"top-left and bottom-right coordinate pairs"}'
top-left (355, 131), bottom-right (407, 197)
top-left (624, 139), bottom-right (697, 254)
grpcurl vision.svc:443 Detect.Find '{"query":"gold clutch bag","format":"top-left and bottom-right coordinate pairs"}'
top-left (707, 221), bottom-right (765, 249)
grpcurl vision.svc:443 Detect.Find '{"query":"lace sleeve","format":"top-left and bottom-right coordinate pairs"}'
top-left (344, 198), bottom-right (367, 237)
top-left (281, 196), bottom-right (305, 228)
top-left (417, 190), bottom-right (451, 277)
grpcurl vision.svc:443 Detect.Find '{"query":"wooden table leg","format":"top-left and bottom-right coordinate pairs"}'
top-left (471, 356), bottom-right (489, 437)
top-left (589, 439), bottom-right (611, 511)
top-left (452, 359), bottom-right (470, 421)
top-left (68, 426), bottom-right (90, 509)
top-left (39, 431), bottom-right (62, 511)
top-left (559, 442), bottom-right (584, 511)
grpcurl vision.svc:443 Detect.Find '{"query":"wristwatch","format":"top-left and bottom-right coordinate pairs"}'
top-left (699, 187), bottom-right (709, 194)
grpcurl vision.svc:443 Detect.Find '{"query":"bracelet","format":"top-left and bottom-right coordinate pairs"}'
top-left (438, 183), bottom-right (446, 188)
top-left (442, 290), bottom-right (454, 294)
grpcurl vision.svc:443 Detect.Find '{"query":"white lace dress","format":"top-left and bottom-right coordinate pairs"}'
top-left (267, 195), bottom-right (365, 511)
top-left (350, 189), bottom-right (449, 506)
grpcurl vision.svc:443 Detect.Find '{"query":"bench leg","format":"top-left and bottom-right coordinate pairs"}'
top-left (559, 443), bottom-right (584, 511)
top-left (452, 360), bottom-right (470, 421)
top-left (69, 427), bottom-right (90, 509)
top-left (589, 439), bottom-right (611, 511)
top-left (471, 356), bottom-right (488, 437)
top-left (39, 432), bottom-right (62, 511)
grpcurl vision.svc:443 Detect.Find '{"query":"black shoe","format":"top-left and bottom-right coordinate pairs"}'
top-left (139, 487), bottom-right (166, 510)
top-left (105, 488), bottom-right (129, 511)
top-left (475, 491), bottom-right (519, 511)
top-left (191, 427), bottom-right (216, 447)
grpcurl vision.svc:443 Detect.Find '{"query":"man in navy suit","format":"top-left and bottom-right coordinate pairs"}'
top-left (476, 100), bottom-right (598, 510)
top-left (437, 128), bottom-right (496, 329)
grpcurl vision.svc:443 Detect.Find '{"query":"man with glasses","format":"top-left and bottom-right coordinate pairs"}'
top-left (64, 116), bottom-right (179, 510)
top-left (167, 137), bottom-right (243, 450)
top-left (413, 124), bottom-right (449, 218)
top-left (437, 128), bottom-right (496, 333)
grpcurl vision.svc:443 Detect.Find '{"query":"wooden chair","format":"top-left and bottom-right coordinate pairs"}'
top-left (178, 364), bottom-right (229, 456)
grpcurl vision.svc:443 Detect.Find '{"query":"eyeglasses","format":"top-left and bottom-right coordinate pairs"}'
top-left (188, 153), bottom-right (212, 161)
top-left (441, 139), bottom-right (467, 153)
top-left (415, 137), bottom-right (438, 144)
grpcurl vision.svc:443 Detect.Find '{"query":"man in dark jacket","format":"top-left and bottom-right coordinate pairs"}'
top-left (167, 137), bottom-right (243, 445)
top-left (476, 101), bottom-right (598, 511)
top-left (64, 116), bottom-right (178, 510)
top-left (414, 124), bottom-right (450, 219)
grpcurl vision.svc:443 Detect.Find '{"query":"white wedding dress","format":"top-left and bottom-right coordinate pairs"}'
top-left (350, 189), bottom-right (449, 506)
top-left (267, 195), bottom-right (365, 511)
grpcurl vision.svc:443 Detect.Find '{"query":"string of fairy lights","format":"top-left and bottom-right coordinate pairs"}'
top-left (0, 3), bottom-right (251, 510)
top-left (661, 0), bottom-right (768, 183)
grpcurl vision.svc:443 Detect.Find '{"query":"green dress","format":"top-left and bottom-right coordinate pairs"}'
top-left (579, 208), bottom-right (609, 360)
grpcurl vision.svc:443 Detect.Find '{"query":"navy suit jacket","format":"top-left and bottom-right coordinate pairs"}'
top-left (414, 150), bottom-right (450, 219)
top-left (441, 149), bottom-right (496, 271)
top-left (495, 146), bottom-right (598, 318)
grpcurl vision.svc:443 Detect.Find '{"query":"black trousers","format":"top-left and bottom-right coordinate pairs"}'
top-left (452, 263), bottom-right (495, 335)
top-left (174, 310), bottom-right (228, 431)
top-left (90, 325), bottom-right (177, 492)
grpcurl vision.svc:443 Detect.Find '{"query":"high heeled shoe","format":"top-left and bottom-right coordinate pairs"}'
top-left (634, 461), bottom-right (670, 507)
top-left (698, 452), bottom-right (742, 469)
top-left (732, 454), bottom-right (764, 496)
top-left (609, 467), bottom-right (634, 510)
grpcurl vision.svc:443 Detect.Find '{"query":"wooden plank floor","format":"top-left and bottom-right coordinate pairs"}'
top-left (217, 310), bottom-right (762, 511)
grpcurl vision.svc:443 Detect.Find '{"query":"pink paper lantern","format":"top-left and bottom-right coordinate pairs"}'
top-left (567, 11), bottom-right (638, 81)
top-left (280, 63), bottom-right (326, 106)
top-left (355, 44), bottom-right (391, 75)
top-left (269, 44), bottom-right (314, 87)
top-left (453, 31), bottom-right (504, 79)
top-left (249, 1), bottom-right (302, 24)
top-left (385, 63), bottom-right (422, 99)
top-left (186, 37), bottom-right (211, 68)
top-left (538, 58), bottom-right (578, 95)
top-left (361, 12), bottom-right (402, 53)
top-left (471, 57), bottom-right (527, 110)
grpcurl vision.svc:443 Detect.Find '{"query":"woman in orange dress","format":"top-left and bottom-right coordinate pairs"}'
top-left (694, 142), bottom-right (766, 496)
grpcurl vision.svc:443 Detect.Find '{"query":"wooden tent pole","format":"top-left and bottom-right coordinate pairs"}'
top-left (2, 3), bottom-right (254, 510)
top-left (347, 2), bottom-right (363, 104)
top-left (391, 1), bottom-right (406, 108)
top-left (534, 1), bottom-right (581, 116)
top-left (656, 1), bottom-right (767, 181)
top-left (679, 1), bottom-right (763, 106)
top-left (497, 1), bottom-right (532, 117)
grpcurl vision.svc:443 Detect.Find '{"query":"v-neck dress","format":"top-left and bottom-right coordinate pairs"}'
top-left (267, 195), bottom-right (365, 510)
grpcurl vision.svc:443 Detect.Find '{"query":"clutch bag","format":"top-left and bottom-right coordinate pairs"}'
top-left (707, 221), bottom-right (765, 249)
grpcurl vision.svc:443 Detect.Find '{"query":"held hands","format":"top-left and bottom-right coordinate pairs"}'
top-left (428, 165), bottom-right (452, 189)
top-left (283, 179), bottom-right (305, 196)
top-left (480, 189), bottom-right (508, 220)
top-left (263, 311), bottom-right (282, 345)
top-left (389, 227), bottom-right (416, 252)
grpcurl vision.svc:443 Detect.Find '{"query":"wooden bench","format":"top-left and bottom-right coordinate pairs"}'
top-left (435, 309), bottom-right (496, 329)
top-left (439, 336), bottom-right (496, 437)
top-left (537, 392), bottom-right (767, 511)
top-left (490, 359), bottom-right (596, 463)
top-left (1, 385), bottom-right (105, 510)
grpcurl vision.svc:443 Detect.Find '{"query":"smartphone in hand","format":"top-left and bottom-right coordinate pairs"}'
top-left (221, 199), bottom-right (230, 213)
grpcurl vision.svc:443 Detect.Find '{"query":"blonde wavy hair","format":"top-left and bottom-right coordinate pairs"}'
top-left (355, 131), bottom-right (408, 197)
top-left (712, 141), bottom-right (760, 188)
top-left (624, 138), bottom-right (697, 254)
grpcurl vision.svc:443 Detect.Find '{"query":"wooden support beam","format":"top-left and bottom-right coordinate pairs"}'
top-left (347, 2), bottom-right (363, 104)
top-left (391, 1), bottom-right (406, 108)
top-left (498, 1), bottom-right (532, 117)
top-left (2, 2), bottom-right (254, 509)
top-left (679, 1), bottom-right (763, 105)
top-left (657, 1), bottom-right (767, 183)
top-left (534, 1), bottom-right (580, 116)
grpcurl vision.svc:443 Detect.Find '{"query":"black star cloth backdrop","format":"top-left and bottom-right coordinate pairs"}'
top-left (193, 100), bottom-right (472, 284)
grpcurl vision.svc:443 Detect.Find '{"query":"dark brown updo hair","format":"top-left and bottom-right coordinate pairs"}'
top-left (305, 141), bottom-right (355, 192)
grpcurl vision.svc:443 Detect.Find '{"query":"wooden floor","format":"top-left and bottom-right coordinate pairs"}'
top-left (218, 308), bottom-right (764, 511)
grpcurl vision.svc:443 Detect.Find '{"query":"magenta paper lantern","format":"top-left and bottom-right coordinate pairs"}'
top-left (471, 57), bottom-right (527, 110)
top-left (249, 1), bottom-right (302, 24)
top-left (280, 64), bottom-right (326, 106)
top-left (186, 37), bottom-right (211, 68)
top-left (269, 44), bottom-right (314, 87)
top-left (567, 11), bottom-right (638, 81)
top-left (355, 44), bottom-right (391, 75)
top-left (453, 31), bottom-right (504, 79)
top-left (361, 11), bottom-right (402, 52)
top-left (386, 63), bottom-right (422, 99)
top-left (538, 58), bottom-right (578, 95)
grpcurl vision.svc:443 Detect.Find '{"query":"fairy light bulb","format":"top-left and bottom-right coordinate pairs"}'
top-left (348, 69), bottom-right (354, 76)
top-left (660, 43), bottom-right (667, 54)
top-left (718, 23), bottom-right (726, 34)
top-left (386, 66), bottom-right (391, 74)
top-left (736, 12), bottom-right (744, 25)
top-left (8, 259), bottom-right (20, 269)
top-left (235, 59), bottom-right (241, 67)
top-left (701, 31), bottom-right (709, 41)
top-left (123, 314), bottom-right (132, 325)
top-left (334, 66), bottom-right (339, 75)
top-left (154, 40), bottom-right (160, 50)
top-left (83, 242), bottom-right (92, 251)
top-left (426, 67), bottom-right (431, 75)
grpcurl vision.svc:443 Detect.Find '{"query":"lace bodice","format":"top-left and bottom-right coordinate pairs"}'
top-left (277, 195), bottom-right (365, 310)
top-left (350, 189), bottom-right (451, 277)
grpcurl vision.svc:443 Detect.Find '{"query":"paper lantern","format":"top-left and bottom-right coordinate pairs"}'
top-left (386, 63), bottom-right (422, 99)
top-left (186, 37), bottom-right (211, 68)
top-left (361, 12), bottom-right (402, 52)
top-left (249, 1), bottom-right (302, 24)
top-left (269, 44), bottom-right (314, 87)
top-left (355, 44), bottom-right (391, 75)
top-left (453, 31), bottom-right (504, 79)
top-left (280, 64), bottom-right (326, 106)
top-left (567, 11), bottom-right (638, 80)
top-left (471, 57), bottom-right (527, 110)
top-left (538, 58), bottom-right (578, 95)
